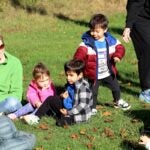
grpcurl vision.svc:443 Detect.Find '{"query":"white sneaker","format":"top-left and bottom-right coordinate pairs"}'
top-left (91, 109), bottom-right (97, 116)
top-left (114, 99), bottom-right (131, 110)
top-left (23, 114), bottom-right (40, 125)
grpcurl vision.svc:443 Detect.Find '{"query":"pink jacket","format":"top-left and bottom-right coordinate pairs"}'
top-left (26, 80), bottom-right (55, 107)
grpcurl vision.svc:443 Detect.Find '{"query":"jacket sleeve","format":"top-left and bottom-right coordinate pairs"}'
top-left (63, 97), bottom-right (73, 110)
top-left (26, 84), bottom-right (40, 107)
top-left (67, 87), bottom-right (91, 115)
top-left (126, 0), bottom-right (145, 28)
top-left (112, 43), bottom-right (125, 60)
top-left (74, 45), bottom-right (87, 62)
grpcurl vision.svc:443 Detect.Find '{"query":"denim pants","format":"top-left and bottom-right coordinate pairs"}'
top-left (0, 97), bottom-right (22, 114)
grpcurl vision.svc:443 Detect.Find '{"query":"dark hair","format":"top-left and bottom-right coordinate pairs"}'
top-left (32, 62), bottom-right (50, 80)
top-left (89, 13), bottom-right (108, 30)
top-left (64, 59), bottom-right (85, 75)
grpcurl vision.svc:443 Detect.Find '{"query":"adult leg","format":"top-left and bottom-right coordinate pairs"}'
top-left (131, 18), bottom-right (150, 91)
top-left (35, 96), bottom-right (63, 119)
top-left (0, 97), bottom-right (22, 114)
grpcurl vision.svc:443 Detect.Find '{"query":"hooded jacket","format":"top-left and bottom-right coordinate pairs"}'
top-left (74, 31), bottom-right (125, 81)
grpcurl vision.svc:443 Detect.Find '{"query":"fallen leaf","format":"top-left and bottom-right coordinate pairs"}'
top-left (104, 118), bottom-right (113, 123)
top-left (131, 119), bottom-right (140, 123)
top-left (92, 127), bottom-right (98, 132)
top-left (71, 133), bottom-right (79, 139)
top-left (120, 128), bottom-right (128, 138)
top-left (80, 129), bottom-right (86, 135)
top-left (102, 111), bottom-right (112, 117)
top-left (86, 143), bottom-right (93, 149)
top-left (39, 123), bottom-right (49, 130)
top-left (96, 105), bottom-right (104, 110)
top-left (35, 146), bottom-right (44, 150)
top-left (86, 135), bottom-right (95, 142)
top-left (67, 145), bottom-right (70, 150)
top-left (142, 103), bottom-right (150, 108)
top-left (103, 127), bottom-right (115, 138)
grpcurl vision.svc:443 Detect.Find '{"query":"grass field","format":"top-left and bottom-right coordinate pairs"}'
top-left (0, 1), bottom-right (150, 150)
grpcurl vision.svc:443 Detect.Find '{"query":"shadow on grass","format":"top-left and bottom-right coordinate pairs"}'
top-left (121, 139), bottom-right (146, 150)
top-left (54, 13), bottom-right (124, 35)
top-left (120, 109), bottom-right (150, 149)
top-left (9, 0), bottom-right (47, 15)
top-left (53, 13), bottom-right (89, 27)
top-left (117, 72), bottom-right (140, 97)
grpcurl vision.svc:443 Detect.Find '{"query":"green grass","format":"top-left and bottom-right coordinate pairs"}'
top-left (0, 1), bottom-right (149, 149)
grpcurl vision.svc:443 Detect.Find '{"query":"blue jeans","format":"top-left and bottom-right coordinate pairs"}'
top-left (0, 97), bottom-right (22, 114)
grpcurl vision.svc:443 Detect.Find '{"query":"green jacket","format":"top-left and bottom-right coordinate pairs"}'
top-left (0, 51), bottom-right (23, 102)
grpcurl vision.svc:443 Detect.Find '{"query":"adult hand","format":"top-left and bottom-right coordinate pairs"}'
top-left (122, 28), bottom-right (131, 43)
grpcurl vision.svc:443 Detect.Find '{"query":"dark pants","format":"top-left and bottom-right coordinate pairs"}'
top-left (35, 96), bottom-right (74, 126)
top-left (131, 17), bottom-right (150, 91)
top-left (92, 75), bottom-right (120, 109)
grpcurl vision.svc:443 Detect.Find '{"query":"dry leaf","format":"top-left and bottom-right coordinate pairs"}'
top-left (71, 133), bottom-right (79, 139)
top-left (35, 146), bottom-right (44, 150)
top-left (104, 118), bottom-right (113, 123)
top-left (80, 129), bottom-right (86, 135)
top-left (67, 145), bottom-right (70, 150)
top-left (142, 103), bottom-right (150, 108)
top-left (131, 119), bottom-right (140, 123)
top-left (86, 143), bottom-right (93, 149)
top-left (96, 105), bottom-right (104, 110)
top-left (103, 127), bottom-right (115, 138)
top-left (102, 111), bottom-right (112, 117)
top-left (120, 128), bottom-right (128, 138)
top-left (39, 123), bottom-right (49, 130)
top-left (92, 127), bottom-right (98, 132)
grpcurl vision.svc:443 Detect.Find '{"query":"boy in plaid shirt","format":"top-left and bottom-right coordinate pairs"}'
top-left (24, 59), bottom-right (93, 127)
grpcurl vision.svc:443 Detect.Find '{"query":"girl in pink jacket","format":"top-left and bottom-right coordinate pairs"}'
top-left (8, 62), bottom-right (55, 120)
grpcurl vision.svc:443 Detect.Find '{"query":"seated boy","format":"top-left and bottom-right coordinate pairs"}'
top-left (23, 59), bottom-right (93, 127)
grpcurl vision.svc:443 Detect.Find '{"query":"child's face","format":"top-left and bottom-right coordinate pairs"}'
top-left (36, 74), bottom-right (50, 89)
top-left (65, 71), bottom-right (82, 85)
top-left (90, 26), bottom-right (107, 41)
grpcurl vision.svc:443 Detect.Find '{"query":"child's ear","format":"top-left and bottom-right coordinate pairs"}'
top-left (78, 72), bottom-right (83, 79)
top-left (104, 28), bottom-right (108, 33)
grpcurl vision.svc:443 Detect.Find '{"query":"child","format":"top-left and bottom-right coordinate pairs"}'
top-left (8, 62), bottom-right (55, 120)
top-left (74, 13), bottom-right (131, 113)
top-left (24, 59), bottom-right (93, 127)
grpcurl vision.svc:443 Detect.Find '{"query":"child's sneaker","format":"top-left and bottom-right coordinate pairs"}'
top-left (23, 114), bottom-right (40, 125)
top-left (114, 99), bottom-right (131, 110)
top-left (91, 108), bottom-right (97, 116)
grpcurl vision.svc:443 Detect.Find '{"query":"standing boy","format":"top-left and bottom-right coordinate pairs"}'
top-left (74, 13), bottom-right (131, 114)
top-left (24, 59), bottom-right (93, 127)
